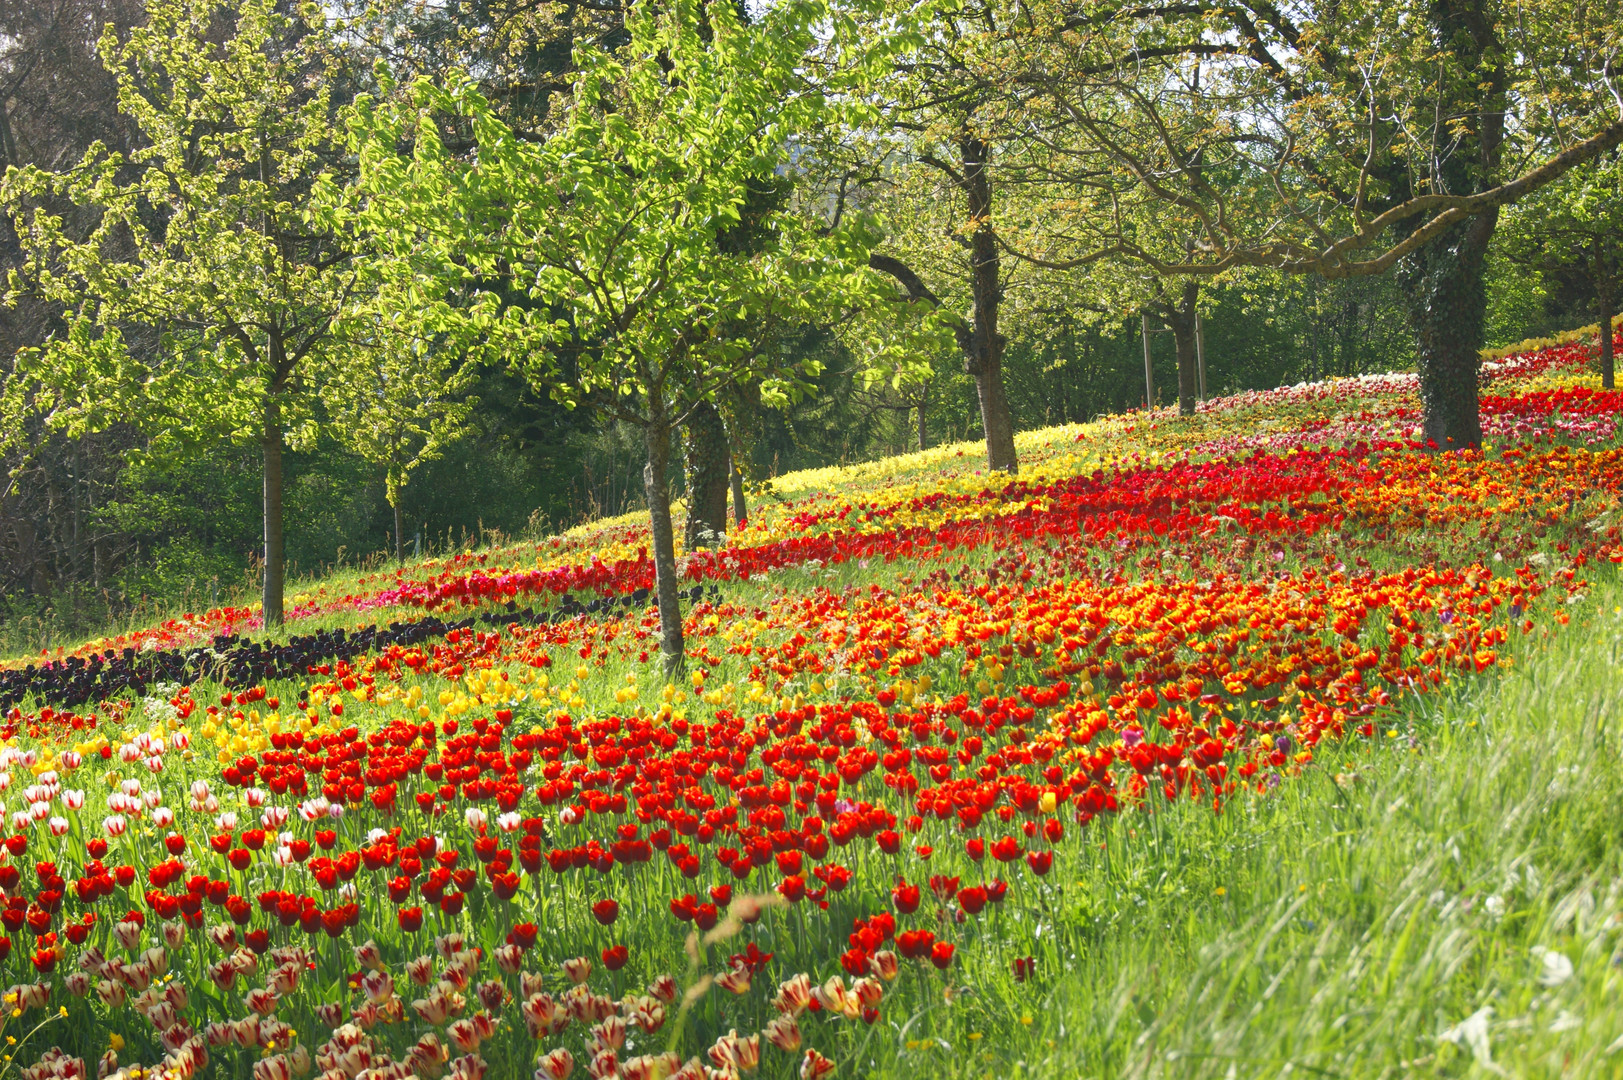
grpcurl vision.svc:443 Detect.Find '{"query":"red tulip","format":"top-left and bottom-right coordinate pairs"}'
top-left (991, 836), bottom-right (1023, 862)
top-left (591, 899), bottom-right (619, 926)
top-left (957, 885), bottom-right (987, 915)
top-left (897, 929), bottom-right (935, 959)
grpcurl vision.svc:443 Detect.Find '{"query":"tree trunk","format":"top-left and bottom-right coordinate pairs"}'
top-left (1161, 282), bottom-right (1200, 417)
top-left (682, 399), bottom-right (731, 549)
top-left (262, 394), bottom-right (286, 629)
top-left (918, 401), bottom-right (928, 451)
top-left (1172, 320), bottom-right (1199, 416)
top-left (730, 460), bottom-right (747, 529)
top-left (1396, 214), bottom-right (1495, 450)
top-left (393, 499), bottom-right (405, 565)
top-left (643, 416), bottom-right (685, 676)
top-left (1598, 281), bottom-right (1615, 390)
top-left (1392, 0), bottom-right (1502, 452)
top-left (973, 365), bottom-right (1017, 471)
top-left (961, 135), bottom-right (1018, 474)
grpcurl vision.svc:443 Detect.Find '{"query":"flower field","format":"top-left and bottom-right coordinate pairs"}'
top-left (1, 328), bottom-right (1621, 1080)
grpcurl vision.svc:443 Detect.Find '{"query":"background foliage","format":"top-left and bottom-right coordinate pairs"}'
top-left (0, 0), bottom-right (1600, 654)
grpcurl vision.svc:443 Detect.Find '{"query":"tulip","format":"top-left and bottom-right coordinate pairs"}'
top-left (447, 1018), bottom-right (482, 1054)
top-left (535, 1048), bottom-right (575, 1080)
top-left (591, 1015), bottom-right (627, 1053)
top-left (494, 944), bottom-right (524, 974)
top-left (362, 970), bottom-right (395, 1005)
top-left (812, 977), bottom-right (860, 1020)
top-left (114, 920), bottom-right (143, 951)
top-left (763, 1014), bottom-right (801, 1053)
top-left (868, 950), bottom-right (899, 981)
top-left (648, 974), bottom-right (678, 1005)
top-left (712, 963), bottom-right (749, 994)
top-left (413, 992), bottom-right (453, 1025)
top-left (772, 974), bottom-right (812, 1015)
top-left (800, 1049), bottom-right (836, 1080)
top-left (628, 1000), bottom-right (666, 1034)
top-left (522, 992), bottom-right (564, 1039)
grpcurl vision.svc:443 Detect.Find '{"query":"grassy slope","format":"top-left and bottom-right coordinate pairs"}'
top-left (916, 578), bottom-right (1623, 1080)
top-left (5, 327), bottom-right (1620, 1079)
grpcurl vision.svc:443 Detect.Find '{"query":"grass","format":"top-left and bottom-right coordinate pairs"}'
top-left (895, 574), bottom-right (1623, 1079)
top-left (4, 325), bottom-right (1620, 1078)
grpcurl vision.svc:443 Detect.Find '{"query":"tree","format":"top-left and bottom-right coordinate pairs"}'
top-left (343, 0), bottom-right (886, 673)
top-left (2, 0), bottom-right (361, 627)
top-left (851, 9), bottom-right (1030, 474)
top-left (1497, 153), bottom-right (1623, 387)
top-left (322, 328), bottom-right (477, 562)
top-left (682, 171), bottom-right (794, 550)
top-left (995, 0), bottom-right (1623, 448)
top-left (682, 399), bottom-right (731, 549)
top-left (1145, 280), bottom-right (1200, 416)
top-left (1, 0), bottom-right (148, 614)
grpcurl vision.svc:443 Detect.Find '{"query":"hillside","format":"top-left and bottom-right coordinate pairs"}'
top-left (0, 326), bottom-right (1620, 1078)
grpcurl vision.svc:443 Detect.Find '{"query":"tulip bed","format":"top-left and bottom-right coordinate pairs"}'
top-left (1, 328), bottom-right (1621, 1080)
